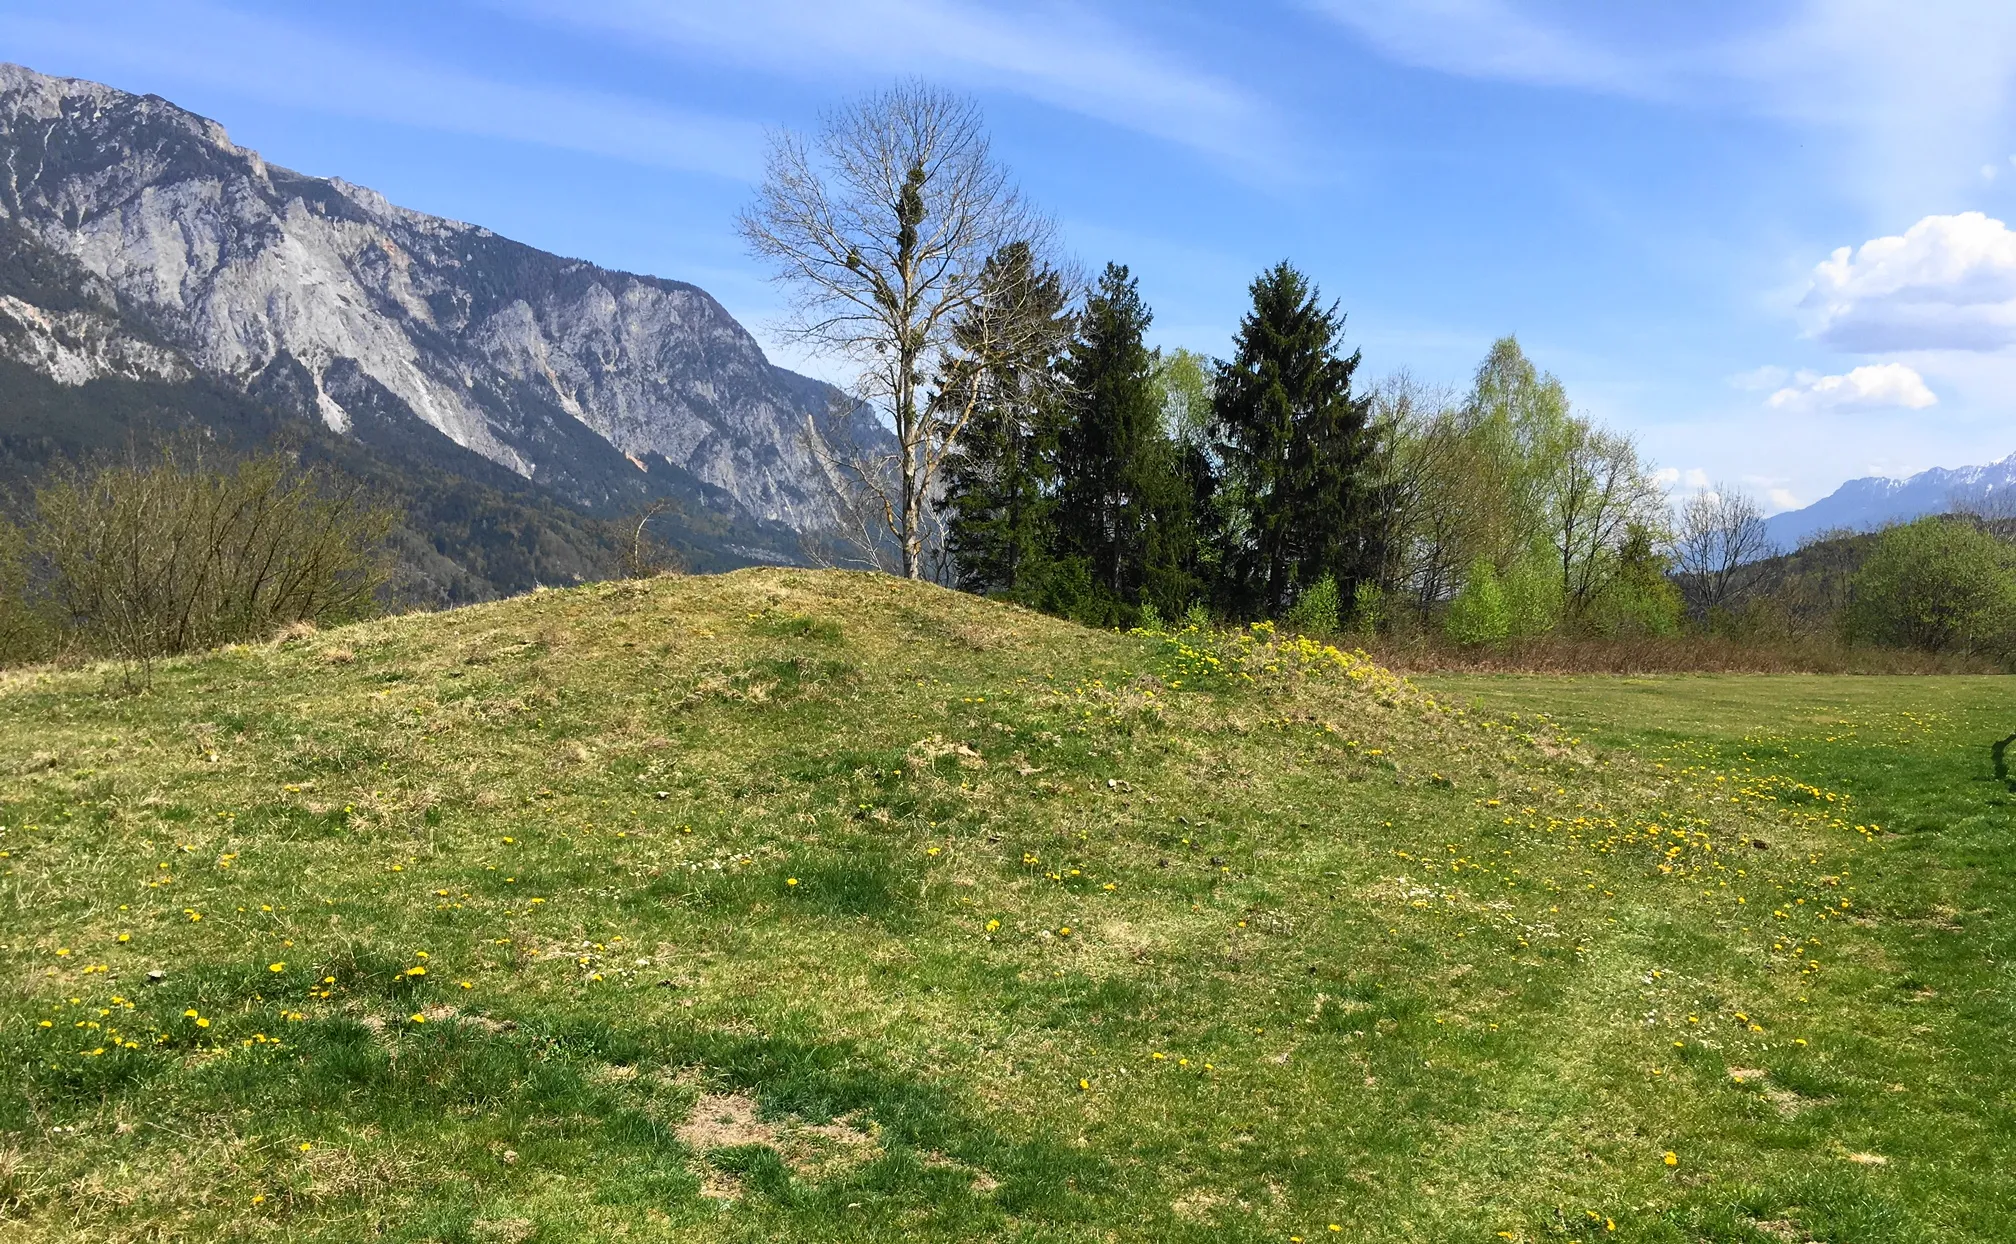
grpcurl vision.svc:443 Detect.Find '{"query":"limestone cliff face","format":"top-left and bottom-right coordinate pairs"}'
top-left (0, 63), bottom-right (850, 526)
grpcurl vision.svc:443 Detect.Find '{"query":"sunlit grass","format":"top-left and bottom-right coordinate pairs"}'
top-left (0, 569), bottom-right (2008, 1241)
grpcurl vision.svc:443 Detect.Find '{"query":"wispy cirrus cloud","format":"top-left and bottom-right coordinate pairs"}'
top-left (1302, 0), bottom-right (1675, 97)
top-left (490, 0), bottom-right (1273, 169)
top-left (5, 1), bottom-right (763, 179)
top-left (1305, 1), bottom-right (2016, 218)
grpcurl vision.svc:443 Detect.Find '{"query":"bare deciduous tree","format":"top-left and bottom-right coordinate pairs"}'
top-left (1952, 484), bottom-right (2016, 523)
top-left (619, 498), bottom-right (686, 579)
top-left (1670, 484), bottom-right (1776, 618)
top-left (740, 82), bottom-right (1051, 578)
top-left (30, 445), bottom-right (394, 684)
top-left (1370, 372), bottom-right (1475, 618)
top-left (1545, 422), bottom-right (1666, 617)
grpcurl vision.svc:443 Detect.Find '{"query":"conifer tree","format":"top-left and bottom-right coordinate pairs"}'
top-left (1210, 262), bottom-right (1379, 618)
top-left (939, 243), bottom-right (1072, 597)
top-left (1053, 264), bottom-right (1193, 621)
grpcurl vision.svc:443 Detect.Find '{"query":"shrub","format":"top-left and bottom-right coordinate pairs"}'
top-left (1349, 579), bottom-right (1387, 635)
top-left (0, 517), bottom-right (55, 664)
top-left (1283, 575), bottom-right (1341, 635)
top-left (1846, 517), bottom-right (2016, 656)
top-left (24, 447), bottom-right (397, 677)
top-left (1590, 522), bottom-right (1682, 637)
top-left (1502, 551), bottom-right (1563, 637)
top-left (1445, 559), bottom-right (1510, 644)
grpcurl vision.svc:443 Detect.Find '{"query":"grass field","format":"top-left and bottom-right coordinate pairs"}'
top-left (0, 569), bottom-right (2010, 1242)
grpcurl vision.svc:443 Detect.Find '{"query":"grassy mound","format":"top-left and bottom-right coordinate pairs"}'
top-left (0, 569), bottom-right (2007, 1241)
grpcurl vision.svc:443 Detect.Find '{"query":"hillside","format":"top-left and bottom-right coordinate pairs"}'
top-left (0, 571), bottom-right (2009, 1240)
top-left (0, 63), bottom-right (882, 595)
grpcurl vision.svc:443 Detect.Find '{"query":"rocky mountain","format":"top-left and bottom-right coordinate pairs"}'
top-left (0, 62), bottom-right (874, 596)
top-left (1762, 452), bottom-right (2016, 549)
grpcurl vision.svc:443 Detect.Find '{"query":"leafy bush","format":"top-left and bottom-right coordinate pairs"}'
top-left (1445, 559), bottom-right (1510, 644)
top-left (1349, 579), bottom-right (1387, 634)
top-left (1846, 518), bottom-right (2016, 656)
top-left (1283, 575), bottom-right (1341, 635)
top-left (1589, 522), bottom-right (1682, 637)
top-left (1502, 551), bottom-right (1563, 637)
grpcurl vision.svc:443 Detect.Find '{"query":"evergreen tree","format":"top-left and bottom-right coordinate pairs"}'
top-left (1053, 264), bottom-right (1194, 621)
top-left (939, 243), bottom-right (1072, 597)
top-left (1210, 262), bottom-right (1380, 618)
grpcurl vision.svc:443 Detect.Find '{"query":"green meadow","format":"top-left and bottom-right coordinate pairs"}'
top-left (0, 569), bottom-right (2009, 1242)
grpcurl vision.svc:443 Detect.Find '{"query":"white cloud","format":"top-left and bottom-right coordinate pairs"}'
top-left (492, 0), bottom-right (1271, 168)
top-left (1800, 212), bottom-right (2016, 351)
top-left (1652, 466), bottom-right (1712, 494)
top-left (1302, 0), bottom-right (1677, 98)
top-left (1767, 487), bottom-right (1801, 512)
top-left (1765, 363), bottom-right (1938, 412)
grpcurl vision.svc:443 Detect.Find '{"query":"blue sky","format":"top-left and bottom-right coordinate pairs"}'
top-left (8, 0), bottom-right (2016, 511)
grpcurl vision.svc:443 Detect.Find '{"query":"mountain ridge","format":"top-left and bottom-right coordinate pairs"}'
top-left (1762, 450), bottom-right (2016, 548)
top-left (0, 61), bottom-right (867, 540)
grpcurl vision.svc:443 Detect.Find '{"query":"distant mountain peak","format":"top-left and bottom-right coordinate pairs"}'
top-left (1763, 451), bottom-right (2016, 547)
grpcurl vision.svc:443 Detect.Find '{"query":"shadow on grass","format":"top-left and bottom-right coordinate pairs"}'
top-left (2, 970), bottom-right (1104, 1233)
top-left (650, 845), bottom-right (928, 929)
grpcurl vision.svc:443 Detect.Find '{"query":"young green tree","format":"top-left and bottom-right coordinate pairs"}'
top-left (1460, 337), bottom-right (1574, 570)
top-left (1445, 558), bottom-right (1510, 644)
top-left (1211, 262), bottom-right (1379, 618)
top-left (1847, 517), bottom-right (2016, 655)
top-left (1591, 521), bottom-right (1683, 636)
top-left (1153, 347), bottom-right (1214, 447)
top-left (939, 242), bottom-right (1073, 597)
top-left (1051, 264), bottom-right (1194, 622)
top-left (1153, 346), bottom-right (1225, 608)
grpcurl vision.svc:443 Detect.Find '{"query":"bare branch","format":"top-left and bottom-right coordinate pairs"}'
top-left (740, 82), bottom-right (1053, 578)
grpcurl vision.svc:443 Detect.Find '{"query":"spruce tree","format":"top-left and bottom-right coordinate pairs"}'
top-left (1210, 262), bottom-right (1380, 618)
top-left (1053, 264), bottom-right (1193, 621)
top-left (939, 243), bottom-right (1072, 597)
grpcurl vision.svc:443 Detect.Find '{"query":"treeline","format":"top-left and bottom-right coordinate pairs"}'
top-left (933, 256), bottom-right (1677, 640)
top-left (930, 255), bottom-right (2016, 666)
top-left (737, 83), bottom-right (2013, 668)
